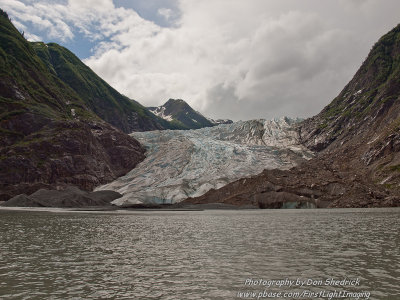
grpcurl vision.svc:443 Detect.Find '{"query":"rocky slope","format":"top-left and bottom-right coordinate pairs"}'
top-left (181, 155), bottom-right (397, 209)
top-left (148, 99), bottom-right (232, 129)
top-left (0, 120), bottom-right (146, 201)
top-left (299, 24), bottom-right (400, 190)
top-left (2, 186), bottom-right (122, 208)
top-left (32, 43), bottom-right (183, 132)
top-left (96, 118), bottom-right (312, 206)
top-left (0, 10), bottom-right (145, 201)
top-left (182, 23), bottom-right (400, 208)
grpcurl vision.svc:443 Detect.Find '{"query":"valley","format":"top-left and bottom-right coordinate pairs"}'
top-left (96, 118), bottom-right (312, 205)
top-left (1, 8), bottom-right (400, 208)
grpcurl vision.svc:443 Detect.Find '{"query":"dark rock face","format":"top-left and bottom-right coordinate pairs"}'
top-left (1, 186), bottom-right (122, 207)
top-left (184, 23), bottom-right (400, 208)
top-left (0, 121), bottom-right (145, 201)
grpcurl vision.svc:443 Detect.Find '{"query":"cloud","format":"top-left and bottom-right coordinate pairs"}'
top-left (1, 0), bottom-right (75, 41)
top-left (3, 0), bottom-right (400, 121)
top-left (68, 0), bottom-right (114, 11)
top-left (158, 8), bottom-right (173, 20)
top-left (83, 0), bottom-right (400, 120)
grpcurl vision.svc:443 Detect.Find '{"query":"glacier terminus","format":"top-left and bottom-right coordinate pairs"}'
top-left (96, 117), bottom-right (313, 206)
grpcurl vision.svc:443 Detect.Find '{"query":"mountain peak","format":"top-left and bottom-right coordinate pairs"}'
top-left (148, 99), bottom-right (232, 129)
top-left (166, 98), bottom-right (186, 104)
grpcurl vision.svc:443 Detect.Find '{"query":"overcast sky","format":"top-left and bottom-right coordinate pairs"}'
top-left (2, 0), bottom-right (400, 121)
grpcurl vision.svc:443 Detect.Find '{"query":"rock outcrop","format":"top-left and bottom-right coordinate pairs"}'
top-left (0, 120), bottom-right (145, 201)
top-left (1, 186), bottom-right (122, 207)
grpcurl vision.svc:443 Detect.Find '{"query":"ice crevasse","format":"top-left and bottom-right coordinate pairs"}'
top-left (96, 117), bottom-right (313, 205)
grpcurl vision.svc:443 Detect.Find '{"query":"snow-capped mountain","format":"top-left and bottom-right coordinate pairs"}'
top-left (96, 117), bottom-right (313, 206)
top-left (148, 99), bottom-right (232, 129)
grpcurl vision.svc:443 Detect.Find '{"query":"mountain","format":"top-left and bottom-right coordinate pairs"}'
top-left (148, 98), bottom-right (232, 129)
top-left (300, 25), bottom-right (400, 153)
top-left (0, 10), bottom-right (145, 200)
top-left (31, 42), bottom-right (183, 132)
top-left (182, 23), bottom-right (400, 208)
top-left (299, 23), bottom-right (400, 195)
top-left (96, 118), bottom-right (312, 206)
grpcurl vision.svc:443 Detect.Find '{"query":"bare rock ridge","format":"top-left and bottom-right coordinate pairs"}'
top-left (0, 10), bottom-right (145, 201)
top-left (182, 23), bottom-right (400, 208)
top-left (148, 98), bottom-right (233, 130)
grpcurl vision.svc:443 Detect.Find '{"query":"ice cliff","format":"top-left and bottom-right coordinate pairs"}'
top-left (96, 117), bottom-right (313, 205)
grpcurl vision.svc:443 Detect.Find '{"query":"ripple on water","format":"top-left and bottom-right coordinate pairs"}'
top-left (0, 208), bottom-right (399, 299)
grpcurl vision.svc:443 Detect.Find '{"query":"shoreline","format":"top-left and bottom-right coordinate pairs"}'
top-left (1, 205), bottom-right (399, 214)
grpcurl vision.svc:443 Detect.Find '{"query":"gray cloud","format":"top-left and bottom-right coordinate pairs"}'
top-left (3, 0), bottom-right (400, 121)
top-left (114, 0), bottom-right (180, 27)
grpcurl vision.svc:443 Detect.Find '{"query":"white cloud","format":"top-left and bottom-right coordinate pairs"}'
top-left (68, 0), bottom-right (114, 12)
top-left (158, 8), bottom-right (173, 20)
top-left (1, 0), bottom-right (74, 41)
top-left (2, 0), bottom-right (400, 120)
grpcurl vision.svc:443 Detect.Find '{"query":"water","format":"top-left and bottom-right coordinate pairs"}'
top-left (0, 208), bottom-right (399, 299)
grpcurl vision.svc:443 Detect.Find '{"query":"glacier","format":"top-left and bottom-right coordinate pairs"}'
top-left (96, 117), bottom-right (313, 205)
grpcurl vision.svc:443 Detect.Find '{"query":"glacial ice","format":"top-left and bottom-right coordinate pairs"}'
top-left (96, 117), bottom-right (313, 205)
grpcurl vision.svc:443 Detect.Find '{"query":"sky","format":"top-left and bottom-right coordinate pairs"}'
top-left (2, 0), bottom-right (400, 121)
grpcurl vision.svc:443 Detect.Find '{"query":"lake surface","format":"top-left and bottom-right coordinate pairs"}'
top-left (0, 208), bottom-right (399, 299)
